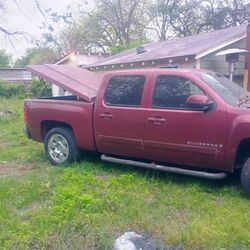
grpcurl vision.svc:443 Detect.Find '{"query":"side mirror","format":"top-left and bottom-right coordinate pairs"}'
top-left (186, 95), bottom-right (214, 112)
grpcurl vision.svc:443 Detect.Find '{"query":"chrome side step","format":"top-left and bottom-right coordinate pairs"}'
top-left (101, 155), bottom-right (228, 180)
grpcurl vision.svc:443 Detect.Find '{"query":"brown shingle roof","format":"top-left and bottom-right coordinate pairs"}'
top-left (88, 25), bottom-right (247, 67)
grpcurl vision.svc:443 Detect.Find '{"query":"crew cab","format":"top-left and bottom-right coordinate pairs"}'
top-left (24, 64), bottom-right (250, 197)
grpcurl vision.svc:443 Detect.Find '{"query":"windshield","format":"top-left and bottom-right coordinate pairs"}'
top-left (198, 72), bottom-right (249, 106)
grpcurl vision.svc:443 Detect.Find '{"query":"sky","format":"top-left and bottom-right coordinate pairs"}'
top-left (0, 0), bottom-right (84, 59)
top-left (1, 0), bottom-right (250, 60)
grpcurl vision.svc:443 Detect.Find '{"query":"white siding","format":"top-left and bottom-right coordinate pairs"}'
top-left (180, 61), bottom-right (196, 69)
top-left (0, 69), bottom-right (32, 83)
top-left (200, 39), bottom-right (246, 77)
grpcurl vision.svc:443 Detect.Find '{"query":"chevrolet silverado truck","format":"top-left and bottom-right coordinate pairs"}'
top-left (24, 64), bottom-right (250, 197)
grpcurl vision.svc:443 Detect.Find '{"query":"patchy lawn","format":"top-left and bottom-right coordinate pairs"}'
top-left (0, 98), bottom-right (250, 250)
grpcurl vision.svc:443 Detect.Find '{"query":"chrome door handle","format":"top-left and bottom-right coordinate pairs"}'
top-left (148, 117), bottom-right (166, 123)
top-left (99, 113), bottom-right (113, 119)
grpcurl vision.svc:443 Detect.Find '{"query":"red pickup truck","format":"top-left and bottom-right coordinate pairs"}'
top-left (24, 64), bottom-right (250, 197)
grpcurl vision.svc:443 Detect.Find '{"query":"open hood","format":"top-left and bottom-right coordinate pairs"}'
top-left (27, 64), bottom-right (103, 102)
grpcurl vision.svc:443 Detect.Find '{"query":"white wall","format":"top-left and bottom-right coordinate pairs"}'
top-left (200, 38), bottom-right (246, 77)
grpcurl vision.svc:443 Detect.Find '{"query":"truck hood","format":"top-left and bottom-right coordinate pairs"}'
top-left (27, 64), bottom-right (103, 102)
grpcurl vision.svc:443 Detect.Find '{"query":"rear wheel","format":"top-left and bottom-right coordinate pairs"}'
top-left (241, 158), bottom-right (250, 198)
top-left (44, 127), bottom-right (80, 166)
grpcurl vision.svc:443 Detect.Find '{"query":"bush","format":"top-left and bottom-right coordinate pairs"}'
top-left (0, 78), bottom-right (52, 99)
top-left (0, 80), bottom-right (26, 98)
top-left (30, 78), bottom-right (52, 98)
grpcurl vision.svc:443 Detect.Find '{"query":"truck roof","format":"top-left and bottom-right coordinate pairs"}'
top-left (100, 68), bottom-right (205, 75)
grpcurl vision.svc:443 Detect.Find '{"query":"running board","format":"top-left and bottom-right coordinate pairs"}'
top-left (101, 155), bottom-right (228, 180)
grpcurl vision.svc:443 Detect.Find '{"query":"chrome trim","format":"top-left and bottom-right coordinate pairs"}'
top-left (101, 154), bottom-right (228, 180)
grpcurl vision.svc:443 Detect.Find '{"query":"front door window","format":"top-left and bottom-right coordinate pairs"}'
top-left (153, 75), bottom-right (205, 109)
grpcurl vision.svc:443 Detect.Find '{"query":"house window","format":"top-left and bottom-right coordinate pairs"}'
top-left (153, 75), bottom-right (205, 109)
top-left (105, 75), bottom-right (145, 106)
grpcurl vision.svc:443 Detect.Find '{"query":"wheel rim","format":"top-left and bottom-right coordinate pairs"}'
top-left (48, 133), bottom-right (69, 163)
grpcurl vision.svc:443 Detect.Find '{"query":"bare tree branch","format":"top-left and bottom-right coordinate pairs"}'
top-left (0, 26), bottom-right (33, 49)
top-left (13, 0), bottom-right (30, 19)
top-left (0, 26), bottom-right (30, 38)
top-left (0, 0), bottom-right (47, 47)
top-left (33, 0), bottom-right (46, 19)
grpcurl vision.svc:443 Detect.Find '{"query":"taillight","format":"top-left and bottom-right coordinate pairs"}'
top-left (23, 106), bottom-right (28, 124)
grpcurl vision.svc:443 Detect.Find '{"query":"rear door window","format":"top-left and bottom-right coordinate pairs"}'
top-left (105, 75), bottom-right (145, 106)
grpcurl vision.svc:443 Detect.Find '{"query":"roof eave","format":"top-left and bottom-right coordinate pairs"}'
top-left (54, 52), bottom-right (74, 65)
top-left (85, 54), bottom-right (197, 69)
top-left (195, 34), bottom-right (246, 59)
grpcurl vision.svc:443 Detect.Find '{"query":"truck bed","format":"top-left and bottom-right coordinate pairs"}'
top-left (40, 95), bottom-right (86, 101)
top-left (24, 98), bottom-right (96, 151)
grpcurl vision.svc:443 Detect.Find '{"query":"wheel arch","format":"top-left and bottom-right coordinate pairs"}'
top-left (234, 137), bottom-right (250, 170)
top-left (41, 120), bottom-right (74, 141)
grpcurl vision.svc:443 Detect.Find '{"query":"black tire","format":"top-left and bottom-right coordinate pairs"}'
top-left (44, 127), bottom-right (80, 166)
top-left (241, 158), bottom-right (250, 197)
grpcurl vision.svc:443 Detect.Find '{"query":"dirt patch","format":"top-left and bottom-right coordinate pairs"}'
top-left (19, 201), bottom-right (48, 216)
top-left (96, 175), bottom-right (110, 181)
top-left (0, 110), bottom-right (17, 118)
top-left (0, 161), bottom-right (43, 177)
top-left (0, 140), bottom-right (16, 149)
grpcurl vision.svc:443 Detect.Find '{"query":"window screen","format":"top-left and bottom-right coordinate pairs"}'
top-left (105, 75), bottom-right (145, 106)
top-left (153, 75), bottom-right (205, 109)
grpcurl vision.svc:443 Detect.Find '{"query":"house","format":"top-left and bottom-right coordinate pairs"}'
top-left (0, 68), bottom-right (32, 83)
top-left (85, 24), bottom-right (249, 87)
top-left (55, 52), bottom-right (110, 66)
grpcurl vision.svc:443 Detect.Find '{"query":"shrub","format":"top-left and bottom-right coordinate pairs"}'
top-left (30, 78), bottom-right (52, 98)
top-left (0, 80), bottom-right (26, 98)
top-left (0, 78), bottom-right (52, 99)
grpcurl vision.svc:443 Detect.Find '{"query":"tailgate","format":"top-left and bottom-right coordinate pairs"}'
top-left (27, 64), bottom-right (103, 102)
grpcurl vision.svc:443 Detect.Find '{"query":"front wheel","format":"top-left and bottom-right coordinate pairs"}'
top-left (241, 158), bottom-right (250, 198)
top-left (44, 127), bottom-right (80, 166)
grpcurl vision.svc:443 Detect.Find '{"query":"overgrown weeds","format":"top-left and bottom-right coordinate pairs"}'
top-left (1, 99), bottom-right (250, 250)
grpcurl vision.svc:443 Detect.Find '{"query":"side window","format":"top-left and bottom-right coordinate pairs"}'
top-left (105, 75), bottom-right (145, 106)
top-left (153, 75), bottom-right (205, 109)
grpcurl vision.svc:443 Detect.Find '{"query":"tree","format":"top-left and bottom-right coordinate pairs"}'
top-left (147, 0), bottom-right (178, 41)
top-left (14, 48), bottom-right (39, 67)
top-left (0, 0), bottom-right (47, 45)
top-left (29, 47), bottom-right (58, 64)
top-left (0, 49), bottom-right (12, 68)
top-left (169, 0), bottom-right (211, 37)
top-left (37, 7), bottom-right (73, 54)
top-left (14, 47), bottom-right (58, 67)
top-left (147, 0), bottom-right (250, 39)
top-left (57, 14), bottom-right (109, 54)
top-left (0, 1), bottom-right (32, 43)
top-left (208, 0), bottom-right (250, 29)
top-left (55, 0), bottom-right (149, 54)
top-left (95, 0), bottom-right (147, 47)
top-left (41, 0), bottom-right (149, 54)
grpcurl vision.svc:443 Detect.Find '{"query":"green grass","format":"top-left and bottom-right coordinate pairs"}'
top-left (0, 98), bottom-right (250, 249)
